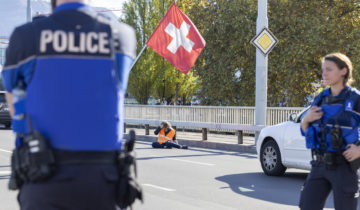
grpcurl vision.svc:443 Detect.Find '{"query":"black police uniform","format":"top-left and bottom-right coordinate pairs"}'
top-left (299, 86), bottom-right (360, 210)
top-left (2, 2), bottom-right (136, 210)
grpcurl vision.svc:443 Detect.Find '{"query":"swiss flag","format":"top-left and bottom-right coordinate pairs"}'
top-left (146, 3), bottom-right (206, 74)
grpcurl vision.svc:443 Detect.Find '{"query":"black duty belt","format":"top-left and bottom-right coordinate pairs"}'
top-left (312, 152), bottom-right (347, 164)
top-left (54, 149), bottom-right (118, 165)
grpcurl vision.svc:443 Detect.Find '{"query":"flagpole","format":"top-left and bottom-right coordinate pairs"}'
top-left (129, 45), bottom-right (147, 71)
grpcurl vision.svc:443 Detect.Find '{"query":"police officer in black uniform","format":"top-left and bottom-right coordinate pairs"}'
top-left (2, 0), bottom-right (141, 209)
top-left (300, 53), bottom-right (360, 210)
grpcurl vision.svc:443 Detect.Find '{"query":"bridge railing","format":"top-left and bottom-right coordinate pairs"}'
top-left (124, 105), bottom-right (305, 144)
top-left (124, 105), bottom-right (304, 126)
top-left (124, 118), bottom-right (265, 144)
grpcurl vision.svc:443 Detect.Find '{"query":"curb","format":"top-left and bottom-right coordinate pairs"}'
top-left (124, 134), bottom-right (256, 154)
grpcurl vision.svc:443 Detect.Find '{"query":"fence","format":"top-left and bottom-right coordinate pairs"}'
top-left (124, 105), bottom-right (304, 127)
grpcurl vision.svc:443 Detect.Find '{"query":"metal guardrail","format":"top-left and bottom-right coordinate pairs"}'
top-left (124, 118), bottom-right (265, 144)
top-left (123, 105), bottom-right (304, 144)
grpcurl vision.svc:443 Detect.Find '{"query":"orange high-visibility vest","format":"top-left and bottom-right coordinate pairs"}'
top-left (157, 128), bottom-right (176, 144)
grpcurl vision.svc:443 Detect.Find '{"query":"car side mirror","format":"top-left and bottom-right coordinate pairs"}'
top-left (288, 113), bottom-right (297, 122)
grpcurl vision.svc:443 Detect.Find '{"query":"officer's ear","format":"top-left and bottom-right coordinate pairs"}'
top-left (51, 0), bottom-right (57, 11)
top-left (340, 67), bottom-right (348, 77)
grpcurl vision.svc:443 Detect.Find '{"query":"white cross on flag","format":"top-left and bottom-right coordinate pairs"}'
top-left (146, 3), bottom-right (206, 74)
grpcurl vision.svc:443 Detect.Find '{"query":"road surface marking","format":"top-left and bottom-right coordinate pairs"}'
top-left (168, 158), bottom-right (215, 166)
top-left (143, 184), bottom-right (176, 192)
top-left (0, 149), bottom-right (11, 153)
top-left (0, 171), bottom-right (11, 175)
top-left (145, 154), bottom-right (215, 166)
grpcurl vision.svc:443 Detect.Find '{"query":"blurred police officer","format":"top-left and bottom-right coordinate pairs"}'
top-left (2, 0), bottom-right (138, 209)
top-left (300, 53), bottom-right (360, 210)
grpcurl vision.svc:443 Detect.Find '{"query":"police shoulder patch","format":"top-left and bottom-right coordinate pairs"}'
top-left (345, 100), bottom-right (354, 111)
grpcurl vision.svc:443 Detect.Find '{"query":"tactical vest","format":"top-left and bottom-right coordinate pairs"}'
top-left (305, 87), bottom-right (360, 152)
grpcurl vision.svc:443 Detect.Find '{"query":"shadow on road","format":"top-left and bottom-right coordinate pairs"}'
top-left (215, 172), bottom-right (337, 209)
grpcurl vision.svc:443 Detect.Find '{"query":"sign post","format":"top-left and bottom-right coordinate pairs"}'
top-left (251, 0), bottom-right (278, 143)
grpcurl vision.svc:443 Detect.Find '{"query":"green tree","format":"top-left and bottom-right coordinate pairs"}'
top-left (123, 0), bottom-right (360, 107)
top-left (122, 0), bottom-right (154, 104)
top-left (184, 0), bottom-right (257, 106)
top-left (184, 0), bottom-right (360, 106)
top-left (268, 0), bottom-right (360, 106)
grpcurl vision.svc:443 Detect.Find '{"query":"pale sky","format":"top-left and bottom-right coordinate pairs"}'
top-left (40, 0), bottom-right (127, 17)
top-left (0, 0), bottom-right (128, 37)
top-left (89, 0), bottom-right (127, 17)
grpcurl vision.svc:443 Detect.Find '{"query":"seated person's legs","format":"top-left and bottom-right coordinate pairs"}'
top-left (164, 141), bottom-right (180, 149)
top-left (164, 141), bottom-right (188, 149)
top-left (152, 142), bottom-right (164, 148)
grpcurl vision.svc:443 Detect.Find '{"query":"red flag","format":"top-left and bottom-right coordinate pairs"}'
top-left (146, 3), bottom-right (206, 74)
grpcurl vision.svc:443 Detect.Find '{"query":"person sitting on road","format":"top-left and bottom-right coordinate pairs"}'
top-left (152, 121), bottom-right (188, 149)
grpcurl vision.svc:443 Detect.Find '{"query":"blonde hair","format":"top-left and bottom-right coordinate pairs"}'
top-left (322, 53), bottom-right (354, 86)
top-left (161, 121), bottom-right (171, 129)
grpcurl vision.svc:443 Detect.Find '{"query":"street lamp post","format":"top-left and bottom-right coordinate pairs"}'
top-left (255, 0), bottom-right (268, 142)
top-left (27, 0), bottom-right (32, 22)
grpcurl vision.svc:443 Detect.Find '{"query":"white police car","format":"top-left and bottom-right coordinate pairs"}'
top-left (256, 107), bottom-right (312, 176)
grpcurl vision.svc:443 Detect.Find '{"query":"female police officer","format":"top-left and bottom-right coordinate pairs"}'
top-left (300, 53), bottom-right (360, 210)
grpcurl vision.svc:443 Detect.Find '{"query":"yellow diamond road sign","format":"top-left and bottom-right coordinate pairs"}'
top-left (251, 28), bottom-right (278, 56)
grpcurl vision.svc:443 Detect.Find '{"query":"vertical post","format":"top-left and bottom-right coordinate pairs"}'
top-left (27, 0), bottom-right (31, 22)
top-left (129, 45), bottom-right (147, 71)
top-left (163, 59), bottom-right (166, 101)
top-left (145, 124), bottom-right (149, 135)
top-left (237, 130), bottom-right (243, 144)
top-left (202, 128), bottom-right (207, 140)
top-left (124, 123), bottom-right (126, 133)
top-left (255, 0), bottom-right (268, 144)
top-left (162, 0), bottom-right (166, 102)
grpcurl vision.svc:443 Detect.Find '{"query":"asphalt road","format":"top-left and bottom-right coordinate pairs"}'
top-left (0, 128), bottom-right (349, 210)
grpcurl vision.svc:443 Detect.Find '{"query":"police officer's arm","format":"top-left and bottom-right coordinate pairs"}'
top-left (343, 97), bottom-right (360, 161)
top-left (343, 144), bottom-right (360, 161)
top-left (2, 28), bottom-right (21, 117)
top-left (301, 106), bottom-right (323, 132)
top-left (5, 93), bottom-right (14, 116)
top-left (113, 22), bottom-right (136, 92)
top-left (2, 25), bottom-right (35, 117)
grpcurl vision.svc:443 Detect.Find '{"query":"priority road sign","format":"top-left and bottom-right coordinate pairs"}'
top-left (251, 27), bottom-right (278, 56)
